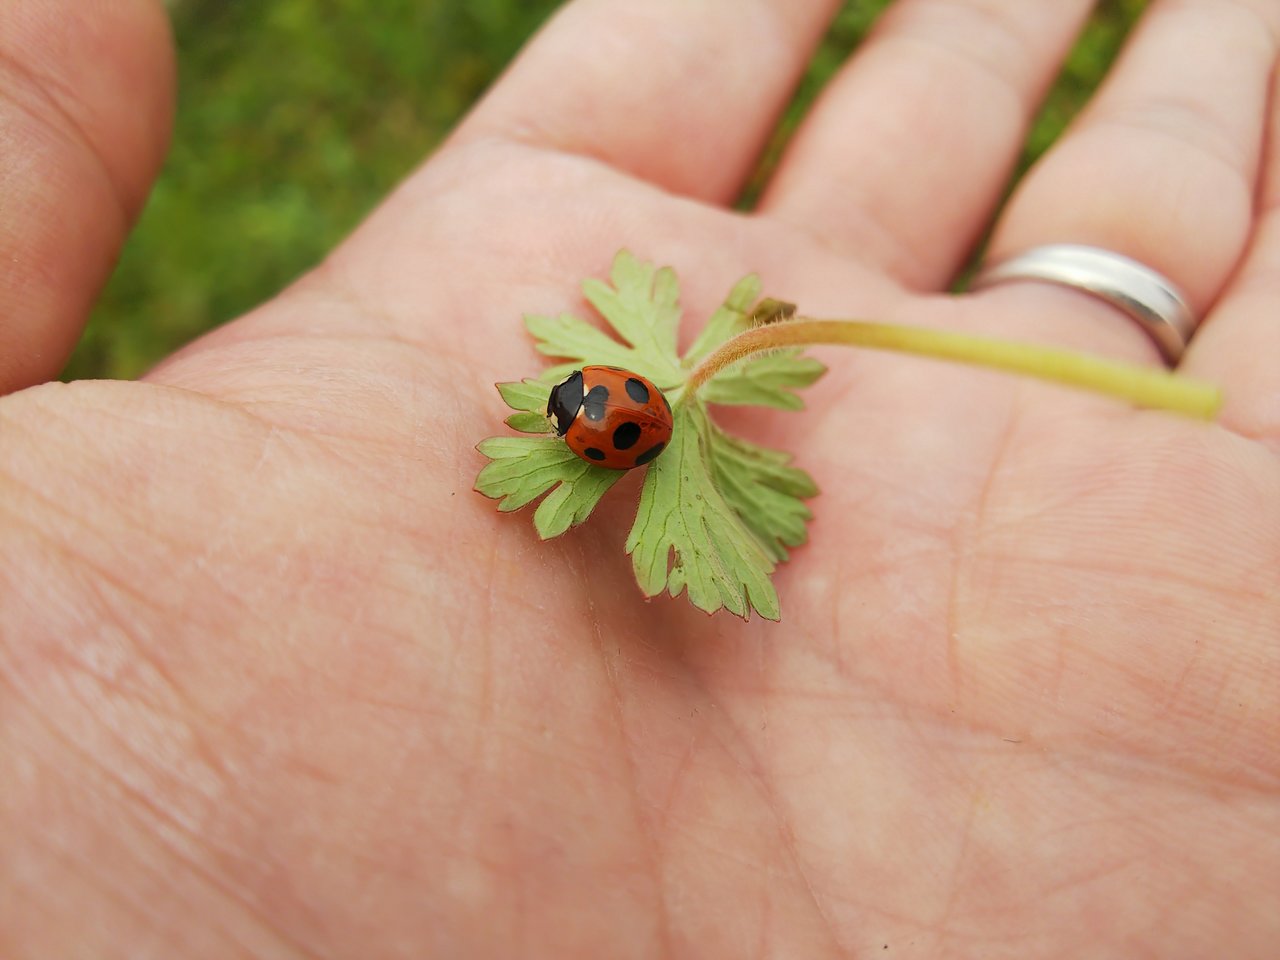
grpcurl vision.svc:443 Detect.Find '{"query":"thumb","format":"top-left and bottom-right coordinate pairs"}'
top-left (0, 0), bottom-right (173, 394)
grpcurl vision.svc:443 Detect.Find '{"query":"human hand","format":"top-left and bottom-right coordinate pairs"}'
top-left (3, 1), bottom-right (1277, 957)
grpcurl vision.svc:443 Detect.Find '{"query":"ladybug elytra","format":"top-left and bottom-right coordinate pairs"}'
top-left (547, 366), bottom-right (673, 470)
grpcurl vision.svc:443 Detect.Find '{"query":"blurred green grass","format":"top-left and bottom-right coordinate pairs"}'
top-left (65, 0), bottom-right (1146, 381)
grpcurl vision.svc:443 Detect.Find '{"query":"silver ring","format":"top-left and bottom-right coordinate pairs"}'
top-left (971, 244), bottom-right (1195, 365)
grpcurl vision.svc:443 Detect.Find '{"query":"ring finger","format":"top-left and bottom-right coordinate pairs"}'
top-left (973, 0), bottom-right (1278, 365)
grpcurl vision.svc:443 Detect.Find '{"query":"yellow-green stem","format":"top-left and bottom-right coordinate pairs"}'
top-left (682, 318), bottom-right (1221, 420)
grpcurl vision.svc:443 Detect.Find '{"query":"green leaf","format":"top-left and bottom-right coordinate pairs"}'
top-left (580, 251), bottom-right (682, 378)
top-left (699, 349), bottom-right (827, 409)
top-left (626, 404), bottom-right (781, 621)
top-left (708, 424), bottom-right (817, 563)
top-left (496, 378), bottom-right (551, 413)
top-left (524, 250), bottom-right (684, 388)
top-left (474, 437), bottom-right (624, 537)
top-left (533, 467), bottom-right (624, 539)
top-left (480, 251), bottom-right (824, 620)
top-left (496, 379), bottom-right (554, 433)
top-left (680, 274), bottom-right (823, 412)
top-left (524, 312), bottom-right (643, 375)
top-left (505, 412), bottom-right (554, 434)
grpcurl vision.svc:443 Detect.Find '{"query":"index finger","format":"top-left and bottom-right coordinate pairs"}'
top-left (449, 0), bottom-right (841, 203)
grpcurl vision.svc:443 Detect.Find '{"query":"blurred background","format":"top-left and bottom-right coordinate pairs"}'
top-left (65, 0), bottom-right (1146, 381)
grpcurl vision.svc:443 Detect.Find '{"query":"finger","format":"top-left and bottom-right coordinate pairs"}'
top-left (757, 0), bottom-right (1095, 289)
top-left (449, 0), bottom-right (842, 203)
top-left (0, 0), bottom-right (174, 395)
top-left (1181, 65), bottom-right (1280, 445)
top-left (973, 0), bottom-right (1278, 365)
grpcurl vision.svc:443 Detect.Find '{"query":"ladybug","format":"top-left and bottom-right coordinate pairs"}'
top-left (547, 366), bottom-right (673, 470)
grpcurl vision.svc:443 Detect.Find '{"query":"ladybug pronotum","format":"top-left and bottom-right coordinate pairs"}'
top-left (547, 366), bottom-right (673, 470)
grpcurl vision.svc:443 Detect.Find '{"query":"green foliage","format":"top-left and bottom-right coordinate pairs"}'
top-left (707, 424), bottom-right (818, 563)
top-left (698, 351), bottom-right (826, 410)
top-left (681, 276), bottom-right (825, 409)
top-left (474, 437), bottom-right (624, 539)
top-left (70, 1), bottom-right (1140, 381)
top-left (626, 405), bottom-right (782, 620)
top-left (67, 0), bottom-right (564, 379)
top-left (526, 256), bottom-right (685, 388)
top-left (496, 379), bottom-right (556, 433)
top-left (476, 251), bottom-right (823, 619)
top-left (480, 374), bottom-right (627, 539)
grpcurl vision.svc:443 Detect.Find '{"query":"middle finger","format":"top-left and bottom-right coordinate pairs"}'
top-left (758, 0), bottom-right (1095, 289)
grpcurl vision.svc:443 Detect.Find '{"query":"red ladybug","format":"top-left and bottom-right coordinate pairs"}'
top-left (547, 366), bottom-right (673, 470)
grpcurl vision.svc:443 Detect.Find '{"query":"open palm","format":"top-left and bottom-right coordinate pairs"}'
top-left (3, 1), bottom-right (1278, 957)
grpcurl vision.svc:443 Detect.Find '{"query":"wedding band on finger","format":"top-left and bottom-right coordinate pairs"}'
top-left (971, 244), bottom-right (1196, 365)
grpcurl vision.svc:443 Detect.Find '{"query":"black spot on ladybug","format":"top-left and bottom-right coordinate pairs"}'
top-left (582, 385), bottom-right (609, 421)
top-left (612, 421), bottom-right (641, 450)
top-left (634, 442), bottom-right (665, 466)
top-left (584, 447), bottom-right (606, 461)
top-left (625, 378), bottom-right (649, 403)
top-left (547, 370), bottom-right (583, 436)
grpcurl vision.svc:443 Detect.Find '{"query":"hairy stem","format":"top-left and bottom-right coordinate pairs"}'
top-left (682, 318), bottom-right (1221, 420)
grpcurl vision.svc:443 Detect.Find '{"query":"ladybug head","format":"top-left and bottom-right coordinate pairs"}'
top-left (546, 370), bottom-right (584, 436)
